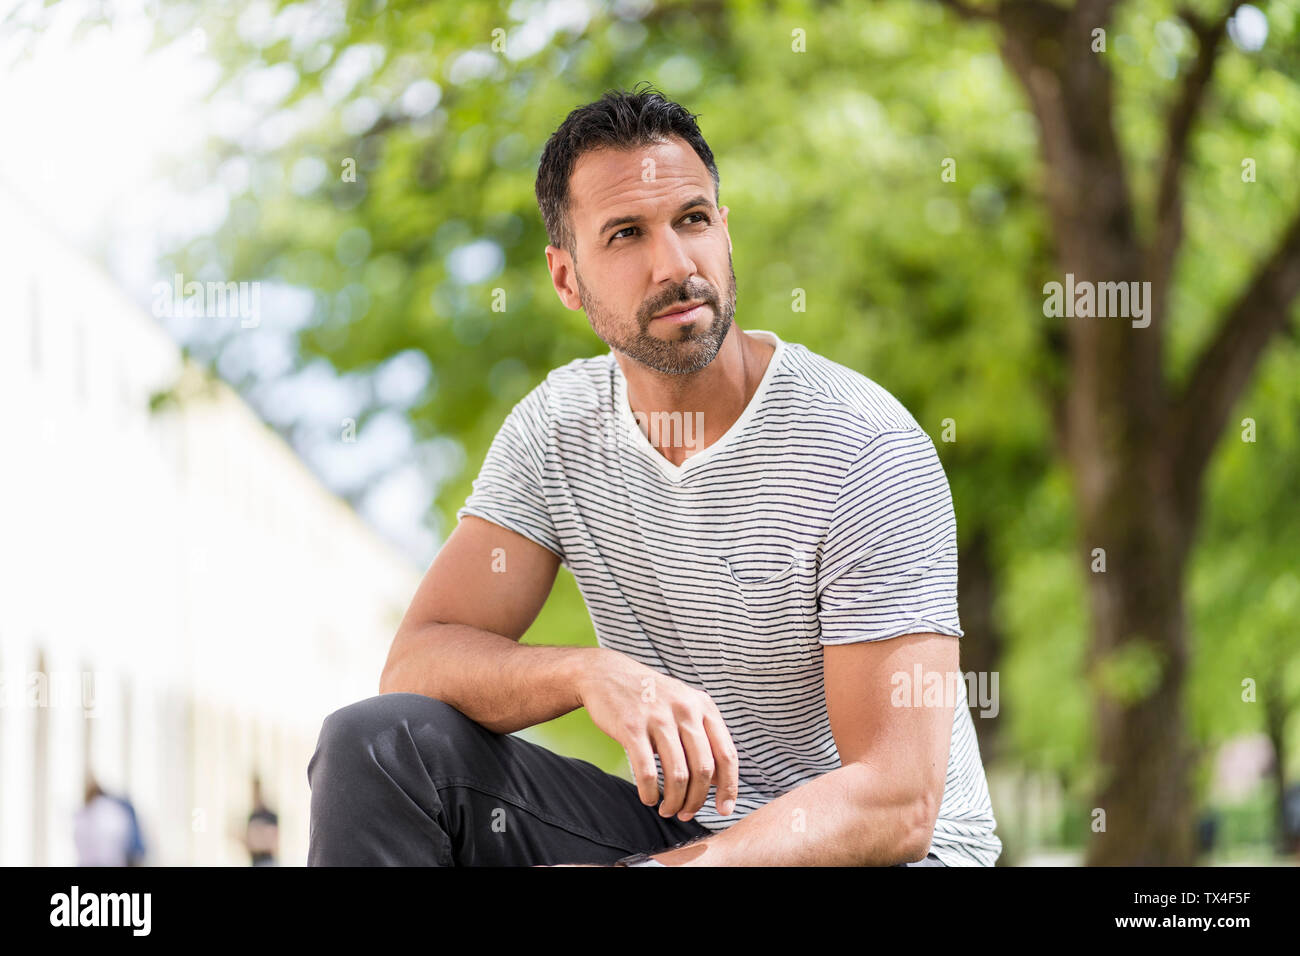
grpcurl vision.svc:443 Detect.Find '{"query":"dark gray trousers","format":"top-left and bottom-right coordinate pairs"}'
top-left (306, 692), bottom-right (945, 867)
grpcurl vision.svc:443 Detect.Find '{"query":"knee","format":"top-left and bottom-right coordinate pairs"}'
top-left (318, 693), bottom-right (465, 750)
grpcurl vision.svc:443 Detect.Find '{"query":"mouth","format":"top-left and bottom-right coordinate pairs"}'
top-left (651, 301), bottom-right (710, 324)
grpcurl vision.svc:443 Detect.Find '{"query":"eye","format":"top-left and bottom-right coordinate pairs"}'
top-left (609, 212), bottom-right (712, 243)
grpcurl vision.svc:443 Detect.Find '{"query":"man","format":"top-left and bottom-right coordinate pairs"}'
top-left (244, 775), bottom-right (280, 866)
top-left (307, 84), bottom-right (1001, 867)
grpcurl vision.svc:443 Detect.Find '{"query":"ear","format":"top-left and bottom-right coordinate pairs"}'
top-left (544, 244), bottom-right (582, 311)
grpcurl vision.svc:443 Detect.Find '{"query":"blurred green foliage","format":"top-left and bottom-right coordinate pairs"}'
top-left (84, 0), bottom-right (1300, 849)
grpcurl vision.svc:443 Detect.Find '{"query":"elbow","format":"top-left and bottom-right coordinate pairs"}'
top-left (379, 646), bottom-right (420, 695)
top-left (378, 623), bottom-right (440, 695)
top-left (380, 620), bottom-right (458, 696)
top-left (845, 762), bottom-right (941, 864)
top-left (377, 667), bottom-right (401, 695)
top-left (377, 661), bottom-right (404, 695)
top-left (379, 650), bottom-right (432, 696)
top-left (900, 788), bottom-right (941, 864)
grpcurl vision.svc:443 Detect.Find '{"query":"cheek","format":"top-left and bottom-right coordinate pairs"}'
top-left (608, 276), bottom-right (646, 318)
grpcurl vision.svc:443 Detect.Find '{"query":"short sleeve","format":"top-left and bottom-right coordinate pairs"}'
top-left (455, 383), bottom-right (564, 562)
top-left (816, 428), bottom-right (963, 645)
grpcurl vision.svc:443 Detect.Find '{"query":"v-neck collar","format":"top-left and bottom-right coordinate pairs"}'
top-left (611, 329), bottom-right (786, 484)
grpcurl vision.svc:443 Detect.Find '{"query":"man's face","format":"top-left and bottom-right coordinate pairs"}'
top-left (548, 137), bottom-right (736, 375)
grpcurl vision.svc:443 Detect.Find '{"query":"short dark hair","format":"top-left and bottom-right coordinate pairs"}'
top-left (534, 82), bottom-right (720, 257)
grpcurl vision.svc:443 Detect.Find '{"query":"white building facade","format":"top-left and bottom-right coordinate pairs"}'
top-left (0, 184), bottom-right (424, 865)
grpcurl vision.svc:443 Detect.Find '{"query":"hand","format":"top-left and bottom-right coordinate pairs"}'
top-left (576, 648), bottom-right (739, 824)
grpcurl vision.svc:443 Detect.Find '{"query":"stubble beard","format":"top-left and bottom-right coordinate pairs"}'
top-left (577, 260), bottom-right (737, 376)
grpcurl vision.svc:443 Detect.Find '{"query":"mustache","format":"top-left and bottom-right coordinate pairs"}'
top-left (643, 294), bottom-right (715, 323)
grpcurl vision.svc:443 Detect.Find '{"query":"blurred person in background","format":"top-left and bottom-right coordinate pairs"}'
top-left (73, 776), bottom-right (134, 867)
top-left (244, 775), bottom-right (280, 866)
top-left (1195, 808), bottom-right (1219, 861)
top-left (106, 790), bottom-right (147, 866)
top-left (1281, 781), bottom-right (1300, 860)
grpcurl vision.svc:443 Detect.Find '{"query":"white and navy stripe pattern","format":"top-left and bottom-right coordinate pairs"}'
top-left (457, 329), bottom-right (1002, 866)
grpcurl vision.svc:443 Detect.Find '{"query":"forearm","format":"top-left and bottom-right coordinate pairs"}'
top-left (379, 622), bottom-right (598, 735)
top-left (651, 762), bottom-right (930, 866)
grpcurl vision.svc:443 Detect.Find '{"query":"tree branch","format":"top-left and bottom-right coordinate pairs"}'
top-left (1171, 204), bottom-right (1300, 509)
top-left (1147, 2), bottom-right (1251, 329)
top-left (1073, 0), bottom-right (1125, 25)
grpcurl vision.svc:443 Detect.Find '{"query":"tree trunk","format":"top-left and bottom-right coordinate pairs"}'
top-left (957, 524), bottom-right (1004, 763)
top-left (937, 0), bottom-right (1300, 864)
top-left (992, 0), bottom-right (1201, 865)
top-left (1077, 508), bottom-right (1197, 864)
top-left (1068, 333), bottom-right (1198, 865)
top-left (1261, 673), bottom-right (1289, 855)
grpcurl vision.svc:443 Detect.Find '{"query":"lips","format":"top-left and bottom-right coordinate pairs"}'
top-left (653, 301), bottom-right (707, 320)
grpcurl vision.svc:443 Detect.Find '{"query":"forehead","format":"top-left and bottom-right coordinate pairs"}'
top-left (569, 137), bottom-right (712, 227)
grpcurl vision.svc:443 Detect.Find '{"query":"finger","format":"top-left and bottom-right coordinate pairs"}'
top-left (701, 707), bottom-right (739, 815)
top-left (623, 732), bottom-right (660, 808)
top-left (674, 720), bottom-right (715, 822)
top-left (649, 722), bottom-right (690, 818)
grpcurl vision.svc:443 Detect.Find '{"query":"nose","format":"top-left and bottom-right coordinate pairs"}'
top-left (648, 224), bottom-right (700, 290)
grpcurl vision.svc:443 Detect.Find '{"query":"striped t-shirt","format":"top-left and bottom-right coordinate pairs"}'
top-left (456, 328), bottom-right (1002, 866)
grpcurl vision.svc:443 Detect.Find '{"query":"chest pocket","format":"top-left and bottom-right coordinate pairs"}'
top-left (718, 548), bottom-right (820, 671)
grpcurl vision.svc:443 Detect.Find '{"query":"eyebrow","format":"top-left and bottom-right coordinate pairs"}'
top-left (597, 195), bottom-right (713, 239)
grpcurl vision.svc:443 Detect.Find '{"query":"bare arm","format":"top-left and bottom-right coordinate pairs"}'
top-left (649, 633), bottom-right (955, 866)
top-left (379, 515), bottom-right (596, 735)
top-left (382, 516), bottom-right (741, 822)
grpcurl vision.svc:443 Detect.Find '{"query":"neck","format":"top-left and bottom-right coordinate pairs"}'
top-left (615, 326), bottom-right (775, 466)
